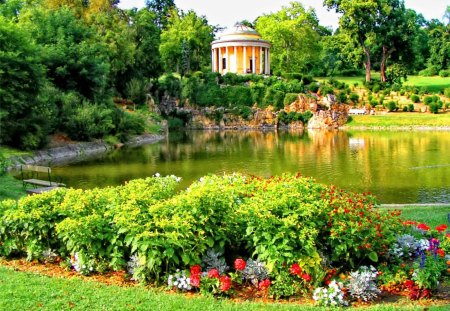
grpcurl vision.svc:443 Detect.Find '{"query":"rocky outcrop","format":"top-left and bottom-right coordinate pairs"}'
top-left (188, 106), bottom-right (277, 129)
top-left (308, 104), bottom-right (349, 129)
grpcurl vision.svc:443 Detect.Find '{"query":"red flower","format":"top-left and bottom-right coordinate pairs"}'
top-left (258, 278), bottom-right (271, 290)
top-left (301, 273), bottom-right (312, 282)
top-left (234, 258), bottom-right (246, 271)
top-left (190, 274), bottom-right (201, 287)
top-left (437, 249), bottom-right (445, 258)
top-left (219, 275), bottom-right (231, 292)
top-left (447, 233), bottom-right (450, 238)
top-left (436, 224), bottom-right (448, 233)
top-left (404, 279), bottom-right (415, 289)
top-left (417, 223), bottom-right (430, 231)
top-left (190, 265), bottom-right (201, 276)
top-left (289, 263), bottom-right (302, 276)
top-left (208, 268), bottom-right (219, 278)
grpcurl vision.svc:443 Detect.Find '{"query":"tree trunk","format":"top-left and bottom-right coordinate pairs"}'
top-left (380, 45), bottom-right (395, 83)
top-left (363, 46), bottom-right (371, 82)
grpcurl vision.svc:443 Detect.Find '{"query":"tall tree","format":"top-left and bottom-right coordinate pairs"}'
top-left (159, 9), bottom-right (214, 74)
top-left (0, 17), bottom-right (51, 149)
top-left (325, 0), bottom-right (382, 82)
top-left (255, 2), bottom-right (323, 75)
top-left (145, 0), bottom-right (174, 29)
top-left (376, 1), bottom-right (420, 82)
top-left (425, 19), bottom-right (450, 73)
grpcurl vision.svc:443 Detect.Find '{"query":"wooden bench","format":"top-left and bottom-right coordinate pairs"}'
top-left (20, 165), bottom-right (65, 189)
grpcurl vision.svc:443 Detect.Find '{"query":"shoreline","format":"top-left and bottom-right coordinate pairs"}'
top-left (7, 133), bottom-right (165, 169)
top-left (342, 125), bottom-right (450, 131)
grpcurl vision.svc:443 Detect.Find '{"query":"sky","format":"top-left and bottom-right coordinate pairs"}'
top-left (118, 0), bottom-right (448, 30)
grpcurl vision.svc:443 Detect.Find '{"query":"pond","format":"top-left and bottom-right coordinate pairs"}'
top-left (52, 130), bottom-right (450, 204)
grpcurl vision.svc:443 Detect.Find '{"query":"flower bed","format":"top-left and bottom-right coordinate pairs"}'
top-left (0, 173), bottom-right (448, 306)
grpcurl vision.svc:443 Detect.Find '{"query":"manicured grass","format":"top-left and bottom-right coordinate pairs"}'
top-left (317, 75), bottom-right (450, 94)
top-left (0, 266), bottom-right (447, 311)
top-left (393, 205), bottom-right (450, 228)
top-left (345, 113), bottom-right (450, 128)
top-left (0, 174), bottom-right (26, 201)
top-left (404, 76), bottom-right (450, 94)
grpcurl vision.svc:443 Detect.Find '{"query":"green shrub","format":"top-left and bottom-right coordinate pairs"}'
top-left (168, 117), bottom-right (184, 129)
top-left (126, 78), bottom-right (149, 105)
top-left (319, 85), bottom-right (334, 96)
top-left (284, 93), bottom-right (299, 106)
top-left (337, 92), bottom-right (347, 103)
top-left (307, 83), bottom-right (319, 93)
top-left (349, 93), bottom-right (359, 103)
top-left (399, 90), bottom-right (406, 96)
top-left (429, 102), bottom-right (440, 114)
top-left (402, 106), bottom-right (408, 112)
top-left (0, 174), bottom-right (405, 284)
top-left (444, 88), bottom-right (450, 99)
top-left (372, 84), bottom-right (381, 93)
top-left (419, 66), bottom-right (439, 76)
top-left (407, 104), bottom-right (414, 112)
top-left (424, 96), bottom-right (433, 105)
top-left (410, 94), bottom-right (420, 103)
top-left (439, 69), bottom-right (450, 77)
top-left (63, 101), bottom-right (115, 141)
top-left (224, 86), bottom-right (253, 107)
top-left (387, 101), bottom-right (397, 112)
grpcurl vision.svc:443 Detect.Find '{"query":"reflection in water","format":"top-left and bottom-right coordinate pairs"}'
top-left (52, 130), bottom-right (450, 204)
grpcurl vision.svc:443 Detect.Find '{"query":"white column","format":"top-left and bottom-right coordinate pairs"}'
top-left (226, 46), bottom-right (230, 73)
top-left (218, 47), bottom-right (222, 73)
top-left (211, 49), bottom-right (215, 72)
top-left (252, 46), bottom-right (256, 74)
top-left (259, 47), bottom-right (263, 74)
top-left (267, 49), bottom-right (270, 75)
top-left (234, 46), bottom-right (237, 73)
top-left (265, 48), bottom-right (268, 74)
top-left (243, 46), bottom-right (247, 74)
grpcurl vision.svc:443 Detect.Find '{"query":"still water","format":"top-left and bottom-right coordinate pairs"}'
top-left (52, 130), bottom-right (450, 204)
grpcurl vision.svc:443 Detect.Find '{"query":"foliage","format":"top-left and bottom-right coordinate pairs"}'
top-left (255, 2), bottom-right (324, 75)
top-left (313, 280), bottom-right (348, 307)
top-left (0, 17), bottom-right (49, 149)
top-left (202, 249), bottom-right (229, 275)
top-left (347, 266), bottom-right (381, 302)
top-left (160, 9), bottom-right (214, 74)
top-left (410, 94), bottom-right (420, 103)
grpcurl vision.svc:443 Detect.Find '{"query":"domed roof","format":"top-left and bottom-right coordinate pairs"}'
top-left (220, 23), bottom-right (260, 38)
top-left (213, 23), bottom-right (268, 43)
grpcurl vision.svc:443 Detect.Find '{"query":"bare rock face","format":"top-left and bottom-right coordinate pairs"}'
top-left (187, 106), bottom-right (277, 129)
top-left (285, 94), bottom-right (317, 113)
top-left (308, 103), bottom-right (349, 129)
top-left (159, 94), bottom-right (178, 116)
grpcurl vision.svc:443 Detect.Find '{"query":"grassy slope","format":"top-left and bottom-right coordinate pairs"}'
top-left (345, 113), bottom-right (450, 127)
top-left (0, 174), bottom-right (26, 201)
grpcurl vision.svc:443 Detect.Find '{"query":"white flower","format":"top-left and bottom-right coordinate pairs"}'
top-left (154, 173), bottom-right (160, 177)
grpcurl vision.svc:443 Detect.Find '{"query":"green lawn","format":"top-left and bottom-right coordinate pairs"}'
top-left (0, 266), bottom-right (448, 311)
top-left (0, 174), bottom-right (25, 201)
top-left (317, 75), bottom-right (450, 93)
top-left (345, 113), bottom-right (450, 128)
top-left (392, 205), bottom-right (450, 228)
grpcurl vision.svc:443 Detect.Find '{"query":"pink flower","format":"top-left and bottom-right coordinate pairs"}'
top-left (289, 263), bottom-right (302, 276)
top-left (208, 268), bottom-right (219, 278)
top-left (417, 223), bottom-right (430, 231)
top-left (234, 258), bottom-right (246, 271)
top-left (436, 224), bottom-right (448, 233)
top-left (258, 278), bottom-right (271, 290)
top-left (219, 275), bottom-right (231, 292)
top-left (190, 274), bottom-right (200, 287)
top-left (190, 265), bottom-right (202, 276)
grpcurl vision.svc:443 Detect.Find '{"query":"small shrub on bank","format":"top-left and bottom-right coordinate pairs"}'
top-left (410, 94), bottom-right (420, 103)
